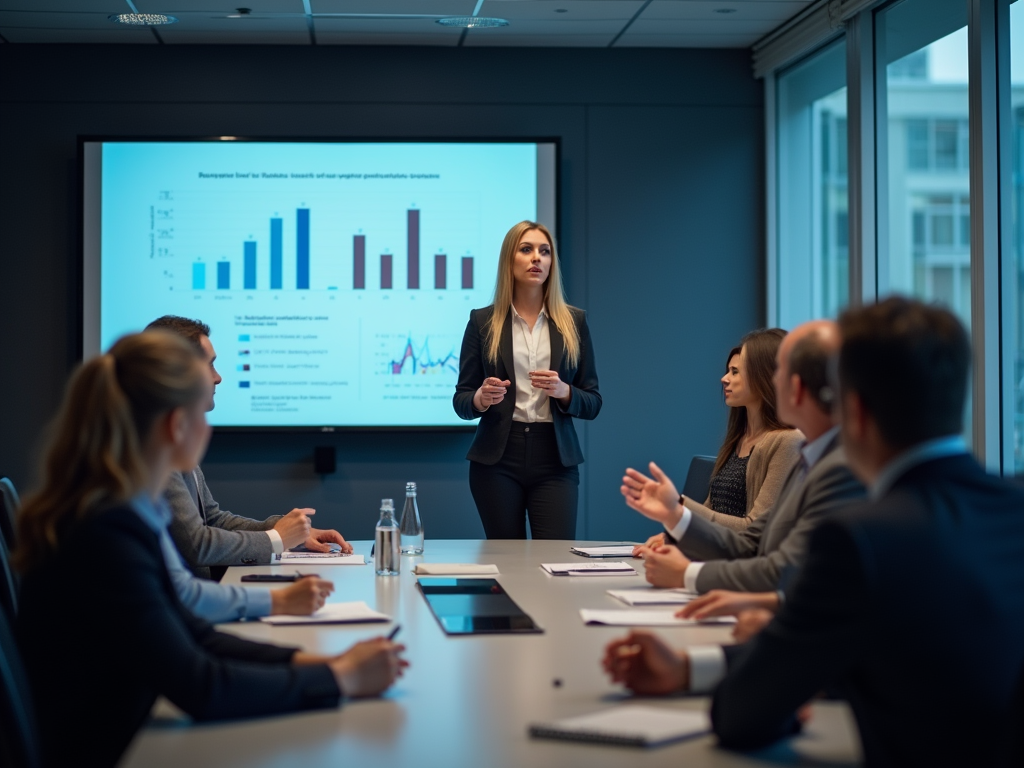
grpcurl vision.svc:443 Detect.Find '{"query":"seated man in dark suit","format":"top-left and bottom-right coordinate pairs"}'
top-left (147, 316), bottom-right (352, 582)
top-left (623, 319), bottom-right (864, 594)
top-left (602, 297), bottom-right (1024, 767)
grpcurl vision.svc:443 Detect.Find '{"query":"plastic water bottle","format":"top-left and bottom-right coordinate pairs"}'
top-left (375, 498), bottom-right (399, 575)
top-left (400, 482), bottom-right (424, 555)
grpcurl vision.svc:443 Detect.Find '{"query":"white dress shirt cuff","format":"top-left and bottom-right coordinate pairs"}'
top-left (687, 645), bottom-right (727, 693)
top-left (266, 528), bottom-right (284, 556)
top-left (665, 505), bottom-right (693, 542)
top-left (683, 562), bottom-right (705, 593)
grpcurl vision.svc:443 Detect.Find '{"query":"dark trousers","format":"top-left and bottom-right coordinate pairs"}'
top-left (469, 422), bottom-right (579, 539)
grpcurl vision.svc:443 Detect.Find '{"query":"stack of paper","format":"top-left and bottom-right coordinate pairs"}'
top-left (607, 588), bottom-right (698, 606)
top-left (413, 563), bottom-right (499, 575)
top-left (260, 601), bottom-right (390, 625)
top-left (541, 562), bottom-right (638, 577)
top-left (569, 545), bottom-right (637, 558)
top-left (530, 705), bottom-right (709, 747)
top-left (274, 552), bottom-right (366, 566)
top-left (580, 609), bottom-right (736, 626)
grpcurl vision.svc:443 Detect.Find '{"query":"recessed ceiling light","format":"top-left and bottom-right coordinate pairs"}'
top-left (436, 16), bottom-right (509, 28)
top-left (715, 8), bottom-right (738, 13)
top-left (108, 13), bottom-right (178, 25)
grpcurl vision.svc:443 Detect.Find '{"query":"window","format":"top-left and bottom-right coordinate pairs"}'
top-left (1009, 0), bottom-right (1024, 471)
top-left (776, 39), bottom-right (849, 329)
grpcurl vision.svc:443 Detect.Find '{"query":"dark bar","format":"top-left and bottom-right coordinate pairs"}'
top-left (434, 254), bottom-right (446, 289)
top-left (296, 208), bottom-right (310, 289)
top-left (381, 254), bottom-right (393, 289)
top-left (354, 235), bottom-right (366, 290)
top-left (270, 218), bottom-right (282, 289)
top-left (217, 261), bottom-right (230, 290)
top-left (244, 241), bottom-right (256, 290)
top-left (407, 209), bottom-right (420, 289)
top-left (461, 256), bottom-right (473, 289)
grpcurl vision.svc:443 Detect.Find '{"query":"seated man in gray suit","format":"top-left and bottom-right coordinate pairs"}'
top-left (622, 319), bottom-right (864, 594)
top-left (148, 316), bottom-right (352, 579)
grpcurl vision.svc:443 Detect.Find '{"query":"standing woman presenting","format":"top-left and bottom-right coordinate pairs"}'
top-left (454, 221), bottom-right (601, 539)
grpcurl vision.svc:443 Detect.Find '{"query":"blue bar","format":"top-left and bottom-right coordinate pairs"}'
top-left (296, 208), bottom-right (310, 290)
top-left (192, 263), bottom-right (206, 290)
top-left (244, 241), bottom-right (256, 290)
top-left (270, 218), bottom-right (282, 289)
top-left (217, 261), bottom-right (230, 290)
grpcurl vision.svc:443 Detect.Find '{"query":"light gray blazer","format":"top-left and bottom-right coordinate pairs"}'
top-left (677, 434), bottom-right (865, 593)
top-left (164, 466), bottom-right (283, 579)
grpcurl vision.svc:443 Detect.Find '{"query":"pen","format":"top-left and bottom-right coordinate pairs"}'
top-left (387, 624), bottom-right (402, 641)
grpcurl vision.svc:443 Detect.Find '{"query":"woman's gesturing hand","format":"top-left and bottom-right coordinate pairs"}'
top-left (473, 377), bottom-right (511, 411)
top-left (528, 370), bottom-right (571, 403)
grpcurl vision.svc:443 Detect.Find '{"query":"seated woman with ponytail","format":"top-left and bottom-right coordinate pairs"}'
top-left (14, 331), bottom-right (407, 768)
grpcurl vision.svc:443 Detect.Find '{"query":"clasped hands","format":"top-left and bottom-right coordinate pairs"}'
top-left (472, 371), bottom-right (571, 411)
top-left (272, 507), bottom-right (353, 554)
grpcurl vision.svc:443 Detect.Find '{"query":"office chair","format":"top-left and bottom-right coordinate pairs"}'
top-left (0, 596), bottom-right (40, 768)
top-left (681, 455), bottom-right (717, 506)
top-left (0, 478), bottom-right (19, 551)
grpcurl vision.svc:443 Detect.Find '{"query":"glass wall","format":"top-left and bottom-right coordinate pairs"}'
top-left (876, 0), bottom-right (971, 329)
top-left (1010, 0), bottom-right (1024, 472)
top-left (776, 39), bottom-right (849, 330)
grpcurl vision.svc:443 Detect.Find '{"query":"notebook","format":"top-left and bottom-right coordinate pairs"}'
top-left (570, 545), bottom-right (637, 558)
top-left (273, 552), bottom-right (366, 565)
top-left (529, 705), bottom-right (709, 747)
top-left (413, 563), bottom-right (499, 575)
top-left (580, 609), bottom-right (737, 626)
top-left (541, 562), bottom-right (638, 577)
top-left (259, 601), bottom-right (390, 625)
top-left (607, 588), bottom-right (698, 606)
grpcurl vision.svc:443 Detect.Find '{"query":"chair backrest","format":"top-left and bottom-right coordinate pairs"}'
top-left (0, 528), bottom-right (17, 622)
top-left (0, 478), bottom-right (19, 551)
top-left (0, 596), bottom-right (40, 768)
top-left (681, 455), bottom-right (717, 505)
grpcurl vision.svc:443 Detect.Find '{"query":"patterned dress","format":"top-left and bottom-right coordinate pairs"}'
top-left (707, 452), bottom-right (749, 518)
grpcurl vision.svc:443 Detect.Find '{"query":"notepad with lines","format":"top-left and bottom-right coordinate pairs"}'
top-left (529, 705), bottom-right (709, 748)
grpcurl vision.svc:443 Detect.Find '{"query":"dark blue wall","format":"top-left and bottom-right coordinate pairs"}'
top-left (0, 44), bottom-right (763, 543)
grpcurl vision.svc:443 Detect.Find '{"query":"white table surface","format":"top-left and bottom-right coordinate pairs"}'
top-left (120, 539), bottom-right (861, 768)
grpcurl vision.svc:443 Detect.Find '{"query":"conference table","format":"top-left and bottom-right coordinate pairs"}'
top-left (120, 540), bottom-right (861, 768)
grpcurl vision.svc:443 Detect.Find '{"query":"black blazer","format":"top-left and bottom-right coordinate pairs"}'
top-left (709, 454), bottom-right (1024, 767)
top-left (453, 305), bottom-right (601, 466)
top-left (17, 504), bottom-right (341, 768)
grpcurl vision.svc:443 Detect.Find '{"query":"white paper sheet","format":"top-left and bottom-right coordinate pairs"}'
top-left (530, 705), bottom-right (710, 747)
top-left (580, 609), bottom-right (737, 626)
top-left (541, 562), bottom-right (638, 577)
top-left (607, 588), bottom-right (699, 606)
top-left (413, 563), bottom-right (499, 575)
top-left (274, 552), bottom-right (366, 565)
top-left (259, 601), bottom-right (390, 625)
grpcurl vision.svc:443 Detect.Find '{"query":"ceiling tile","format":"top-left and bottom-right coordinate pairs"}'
top-left (311, 0), bottom-right (475, 13)
top-left (627, 17), bottom-right (776, 35)
top-left (314, 17), bottom-right (454, 32)
top-left (158, 28), bottom-right (311, 42)
top-left (466, 18), bottom-right (625, 33)
top-left (463, 32), bottom-right (614, 46)
top-left (156, 12), bottom-right (309, 31)
top-left (479, 1), bottom-right (642, 21)
top-left (316, 30), bottom-right (460, 44)
top-left (615, 31), bottom-right (757, 47)
top-left (0, 11), bottom-right (118, 29)
top-left (641, 0), bottom-right (809, 21)
top-left (0, 26), bottom-right (158, 42)
top-left (134, 0), bottom-right (304, 11)
top-left (0, 1), bottom-right (129, 11)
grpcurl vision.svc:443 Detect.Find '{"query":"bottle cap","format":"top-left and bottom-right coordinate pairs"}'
top-left (381, 498), bottom-right (394, 510)
top-left (406, 482), bottom-right (417, 492)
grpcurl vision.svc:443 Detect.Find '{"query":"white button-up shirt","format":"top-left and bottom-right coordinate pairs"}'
top-left (510, 303), bottom-right (554, 423)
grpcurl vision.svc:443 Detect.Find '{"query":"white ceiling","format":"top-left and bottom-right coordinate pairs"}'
top-left (0, 0), bottom-right (813, 47)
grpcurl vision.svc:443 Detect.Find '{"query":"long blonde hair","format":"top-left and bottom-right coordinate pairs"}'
top-left (14, 331), bottom-right (207, 572)
top-left (485, 221), bottom-right (580, 367)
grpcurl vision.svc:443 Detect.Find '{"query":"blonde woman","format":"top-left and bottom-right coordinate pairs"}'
top-left (454, 221), bottom-right (601, 538)
top-left (15, 332), bottom-right (406, 768)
